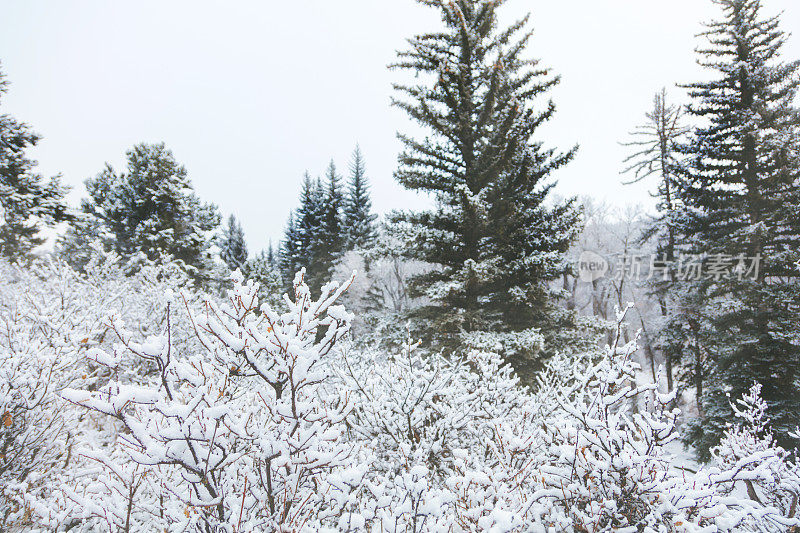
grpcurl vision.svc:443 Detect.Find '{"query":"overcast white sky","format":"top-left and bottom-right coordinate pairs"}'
top-left (1, 0), bottom-right (798, 252)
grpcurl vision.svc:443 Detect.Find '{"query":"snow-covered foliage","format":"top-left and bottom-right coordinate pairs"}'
top-left (0, 252), bottom-right (190, 529)
top-left (58, 268), bottom-right (360, 531)
top-left (709, 383), bottom-right (800, 529)
top-left (2, 258), bottom-right (799, 531)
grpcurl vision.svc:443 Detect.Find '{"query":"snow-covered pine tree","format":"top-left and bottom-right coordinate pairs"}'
top-left (266, 240), bottom-right (276, 267)
top-left (56, 163), bottom-right (128, 271)
top-left (621, 89), bottom-right (689, 395)
top-left (218, 213), bottom-right (248, 273)
top-left (290, 173), bottom-right (328, 291)
top-left (280, 212), bottom-right (300, 291)
top-left (390, 0), bottom-right (582, 370)
top-left (246, 249), bottom-right (284, 310)
top-left (676, 0), bottom-right (800, 459)
top-left (0, 64), bottom-right (68, 260)
top-left (57, 211), bottom-right (106, 271)
top-left (343, 145), bottom-right (378, 252)
top-left (73, 143), bottom-right (220, 283)
top-left (319, 160), bottom-right (345, 270)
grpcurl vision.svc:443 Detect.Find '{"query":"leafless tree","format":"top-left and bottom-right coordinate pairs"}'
top-left (621, 88), bottom-right (689, 393)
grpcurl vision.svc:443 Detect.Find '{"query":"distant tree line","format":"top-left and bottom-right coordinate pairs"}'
top-left (0, 63), bottom-right (379, 305)
top-left (279, 146), bottom-right (377, 292)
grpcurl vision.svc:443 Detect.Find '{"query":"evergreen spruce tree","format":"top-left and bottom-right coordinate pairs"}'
top-left (219, 214), bottom-right (248, 273)
top-left (675, 0), bottom-right (800, 459)
top-left (266, 240), bottom-right (276, 268)
top-left (280, 173), bottom-right (329, 290)
top-left (279, 213), bottom-right (300, 290)
top-left (319, 161), bottom-right (345, 268)
top-left (73, 143), bottom-right (219, 282)
top-left (246, 249), bottom-right (285, 310)
top-left (299, 174), bottom-right (327, 290)
top-left (343, 146), bottom-right (378, 251)
top-left (0, 64), bottom-right (68, 259)
top-left (391, 0), bottom-right (583, 369)
top-left (280, 162), bottom-right (355, 292)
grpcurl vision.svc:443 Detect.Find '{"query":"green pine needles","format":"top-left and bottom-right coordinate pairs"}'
top-left (674, 0), bottom-right (800, 459)
top-left (389, 0), bottom-right (586, 371)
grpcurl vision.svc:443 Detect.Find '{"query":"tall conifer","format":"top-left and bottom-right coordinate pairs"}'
top-left (219, 214), bottom-right (248, 273)
top-left (391, 0), bottom-right (582, 366)
top-left (676, 0), bottom-right (800, 458)
top-left (319, 161), bottom-right (345, 268)
top-left (343, 146), bottom-right (378, 251)
top-left (279, 213), bottom-right (300, 289)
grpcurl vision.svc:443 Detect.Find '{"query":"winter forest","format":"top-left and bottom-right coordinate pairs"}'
top-left (2, 0), bottom-right (800, 530)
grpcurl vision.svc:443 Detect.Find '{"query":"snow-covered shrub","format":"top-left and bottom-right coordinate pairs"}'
top-left (708, 383), bottom-right (800, 529)
top-left (538, 307), bottom-right (682, 529)
top-left (338, 329), bottom-right (532, 471)
top-left (445, 307), bottom-right (800, 532)
top-left (0, 253), bottom-right (190, 530)
top-left (357, 457), bottom-right (456, 532)
top-left (328, 322), bottom-right (531, 531)
top-left (61, 268), bottom-right (360, 531)
top-left (0, 261), bottom-right (83, 527)
top-left (56, 450), bottom-right (158, 531)
top-left (3, 255), bottom-right (800, 532)
top-left (437, 306), bottom-right (672, 530)
top-left (338, 333), bottom-right (466, 475)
